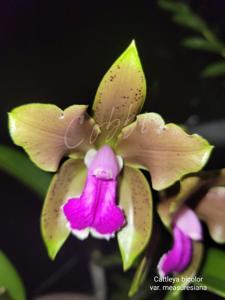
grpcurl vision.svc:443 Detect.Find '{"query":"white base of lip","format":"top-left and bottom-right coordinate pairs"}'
top-left (67, 223), bottom-right (115, 241)
top-left (84, 148), bottom-right (123, 172)
top-left (157, 254), bottom-right (166, 278)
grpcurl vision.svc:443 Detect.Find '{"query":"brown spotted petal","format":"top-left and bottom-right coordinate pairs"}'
top-left (41, 159), bottom-right (87, 259)
top-left (118, 166), bottom-right (152, 271)
top-left (92, 41), bottom-right (146, 144)
top-left (9, 104), bottom-right (100, 172)
top-left (116, 113), bottom-right (213, 191)
top-left (196, 187), bottom-right (225, 243)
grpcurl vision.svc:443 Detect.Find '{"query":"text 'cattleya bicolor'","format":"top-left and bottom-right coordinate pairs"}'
top-left (8, 40), bottom-right (212, 270)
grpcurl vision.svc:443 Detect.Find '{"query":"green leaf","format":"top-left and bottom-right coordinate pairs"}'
top-left (158, 0), bottom-right (207, 32)
top-left (164, 291), bottom-right (182, 300)
top-left (92, 40), bottom-right (146, 145)
top-left (128, 255), bottom-right (149, 297)
top-left (200, 248), bottom-right (225, 297)
top-left (173, 14), bottom-right (207, 33)
top-left (41, 159), bottom-right (86, 259)
top-left (158, 0), bottom-right (189, 14)
top-left (182, 36), bottom-right (225, 53)
top-left (0, 145), bottom-right (51, 197)
top-left (0, 251), bottom-right (26, 300)
top-left (118, 166), bottom-right (152, 271)
top-left (201, 62), bottom-right (225, 77)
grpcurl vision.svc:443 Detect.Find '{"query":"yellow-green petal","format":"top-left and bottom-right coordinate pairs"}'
top-left (9, 103), bottom-right (100, 172)
top-left (41, 159), bottom-right (86, 259)
top-left (116, 113), bottom-right (213, 191)
top-left (118, 166), bottom-right (152, 271)
top-left (92, 40), bottom-right (146, 145)
top-left (0, 251), bottom-right (26, 300)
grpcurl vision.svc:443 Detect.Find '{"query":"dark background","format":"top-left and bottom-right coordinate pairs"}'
top-left (0, 0), bottom-right (225, 299)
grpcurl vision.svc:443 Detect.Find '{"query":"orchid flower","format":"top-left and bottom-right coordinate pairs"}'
top-left (156, 169), bottom-right (225, 287)
top-left (156, 168), bottom-right (225, 285)
top-left (157, 206), bottom-right (203, 277)
top-left (8, 41), bottom-right (212, 269)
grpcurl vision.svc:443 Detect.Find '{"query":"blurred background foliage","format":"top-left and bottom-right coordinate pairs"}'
top-left (158, 0), bottom-right (225, 77)
top-left (0, 0), bottom-right (225, 299)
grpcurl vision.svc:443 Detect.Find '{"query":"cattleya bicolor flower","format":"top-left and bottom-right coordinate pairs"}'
top-left (171, 170), bottom-right (225, 244)
top-left (8, 41), bottom-right (212, 270)
top-left (156, 168), bottom-right (225, 284)
top-left (157, 205), bottom-right (203, 277)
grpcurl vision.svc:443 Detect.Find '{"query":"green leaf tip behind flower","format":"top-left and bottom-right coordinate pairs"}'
top-left (0, 251), bottom-right (26, 300)
top-left (41, 159), bottom-right (86, 259)
top-left (92, 40), bottom-right (146, 144)
top-left (128, 255), bottom-right (149, 297)
top-left (118, 166), bottom-right (152, 271)
top-left (0, 145), bottom-right (51, 197)
top-left (200, 248), bottom-right (225, 297)
top-left (116, 113), bottom-right (213, 190)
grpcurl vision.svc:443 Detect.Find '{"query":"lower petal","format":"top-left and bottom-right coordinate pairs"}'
top-left (157, 226), bottom-right (192, 277)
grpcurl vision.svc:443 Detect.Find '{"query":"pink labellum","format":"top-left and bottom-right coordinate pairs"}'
top-left (157, 226), bottom-right (192, 277)
top-left (157, 206), bottom-right (202, 277)
top-left (63, 145), bottom-right (125, 240)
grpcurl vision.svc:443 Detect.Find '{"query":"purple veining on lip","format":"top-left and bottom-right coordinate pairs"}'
top-left (63, 145), bottom-right (125, 240)
top-left (157, 206), bottom-right (202, 277)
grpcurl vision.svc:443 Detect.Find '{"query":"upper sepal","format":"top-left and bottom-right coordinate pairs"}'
top-left (92, 40), bottom-right (146, 144)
